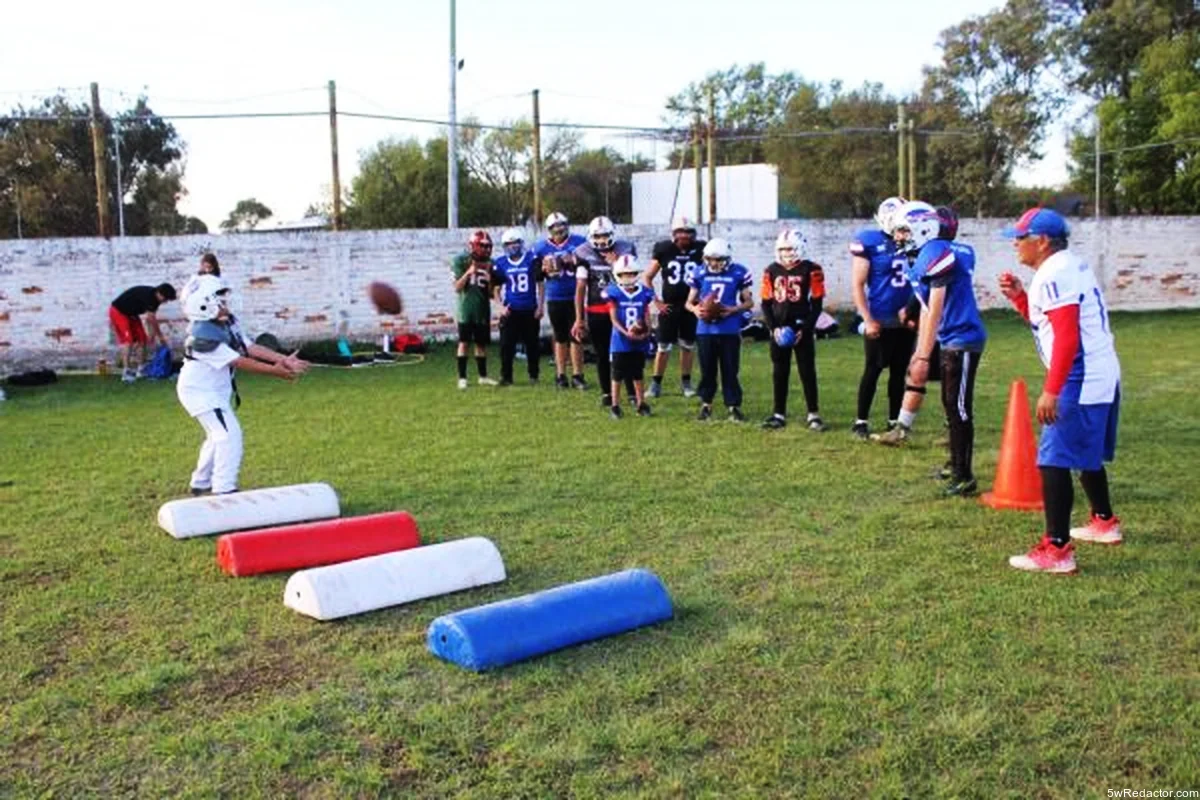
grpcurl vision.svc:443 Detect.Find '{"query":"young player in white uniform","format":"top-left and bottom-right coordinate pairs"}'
top-left (176, 276), bottom-right (307, 495)
top-left (999, 208), bottom-right (1123, 574)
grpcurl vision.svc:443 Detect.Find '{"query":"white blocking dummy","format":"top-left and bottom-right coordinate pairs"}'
top-left (158, 483), bottom-right (340, 539)
top-left (284, 537), bottom-right (506, 621)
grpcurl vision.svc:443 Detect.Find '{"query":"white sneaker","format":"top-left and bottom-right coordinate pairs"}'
top-left (121, 371), bottom-right (138, 384)
top-left (477, 377), bottom-right (498, 386)
top-left (1070, 514), bottom-right (1122, 545)
top-left (0, 388), bottom-right (6, 401)
top-left (457, 378), bottom-right (468, 390)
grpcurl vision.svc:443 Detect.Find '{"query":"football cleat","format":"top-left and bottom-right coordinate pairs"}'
top-left (477, 377), bottom-right (498, 386)
top-left (572, 375), bottom-right (587, 390)
top-left (762, 414), bottom-right (787, 430)
top-left (637, 403), bottom-right (652, 417)
top-left (851, 421), bottom-right (870, 440)
top-left (555, 375), bottom-right (568, 390)
top-left (681, 380), bottom-right (697, 398)
top-left (1070, 514), bottom-right (1122, 545)
top-left (457, 378), bottom-right (468, 390)
top-left (648, 381), bottom-right (662, 398)
top-left (943, 478), bottom-right (978, 497)
top-left (189, 486), bottom-right (211, 497)
top-left (601, 393), bottom-right (612, 407)
top-left (873, 424), bottom-right (910, 445)
top-left (610, 405), bottom-right (623, 420)
top-left (728, 407), bottom-right (746, 423)
top-left (697, 404), bottom-right (713, 421)
top-left (806, 414), bottom-right (828, 432)
top-left (1009, 535), bottom-right (1078, 574)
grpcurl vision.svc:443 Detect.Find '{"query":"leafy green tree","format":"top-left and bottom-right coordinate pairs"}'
top-left (220, 198), bottom-right (273, 231)
top-left (1067, 30), bottom-right (1200, 213)
top-left (917, 0), bottom-right (1069, 216)
top-left (0, 93), bottom-right (191, 238)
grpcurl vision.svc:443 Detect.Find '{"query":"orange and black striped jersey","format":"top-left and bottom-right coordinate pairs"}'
top-left (760, 260), bottom-right (825, 329)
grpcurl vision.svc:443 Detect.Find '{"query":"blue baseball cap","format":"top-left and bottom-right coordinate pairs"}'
top-left (1002, 207), bottom-right (1070, 239)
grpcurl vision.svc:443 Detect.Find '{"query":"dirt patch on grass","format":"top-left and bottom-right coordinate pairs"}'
top-left (184, 639), bottom-right (315, 707)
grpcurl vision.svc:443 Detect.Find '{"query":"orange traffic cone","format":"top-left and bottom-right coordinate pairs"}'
top-left (981, 379), bottom-right (1044, 511)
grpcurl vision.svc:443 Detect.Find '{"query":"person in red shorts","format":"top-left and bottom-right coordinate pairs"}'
top-left (108, 282), bottom-right (176, 383)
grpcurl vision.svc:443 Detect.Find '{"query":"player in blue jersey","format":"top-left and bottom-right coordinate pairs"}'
top-left (572, 216), bottom-right (638, 408)
top-left (605, 255), bottom-right (656, 419)
top-left (493, 228), bottom-right (544, 386)
top-left (879, 202), bottom-right (987, 496)
top-left (850, 196), bottom-right (913, 439)
top-left (685, 238), bottom-right (755, 422)
top-left (533, 212), bottom-right (588, 390)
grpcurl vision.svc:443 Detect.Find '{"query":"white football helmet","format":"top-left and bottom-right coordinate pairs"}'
top-left (545, 211), bottom-right (569, 242)
top-left (612, 254), bottom-right (642, 289)
top-left (775, 229), bottom-right (808, 266)
top-left (588, 216), bottom-right (616, 252)
top-left (892, 201), bottom-right (940, 253)
top-left (183, 275), bottom-right (230, 322)
top-left (875, 196), bottom-right (908, 236)
top-left (501, 227), bottom-right (524, 259)
top-left (703, 238), bottom-right (732, 272)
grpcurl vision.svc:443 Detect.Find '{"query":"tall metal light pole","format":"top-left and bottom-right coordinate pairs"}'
top-left (1094, 112), bottom-right (1102, 219)
top-left (447, 0), bottom-right (459, 229)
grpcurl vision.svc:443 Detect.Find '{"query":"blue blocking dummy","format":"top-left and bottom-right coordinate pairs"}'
top-left (427, 568), bottom-right (673, 671)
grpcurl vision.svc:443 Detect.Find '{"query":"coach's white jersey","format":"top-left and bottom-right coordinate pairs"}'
top-left (177, 343), bottom-right (240, 417)
top-left (1028, 250), bottom-right (1120, 405)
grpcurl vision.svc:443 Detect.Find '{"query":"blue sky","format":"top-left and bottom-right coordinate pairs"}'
top-left (2, 0), bottom-right (1070, 230)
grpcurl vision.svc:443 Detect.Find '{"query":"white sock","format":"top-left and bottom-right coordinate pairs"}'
top-left (898, 409), bottom-right (917, 429)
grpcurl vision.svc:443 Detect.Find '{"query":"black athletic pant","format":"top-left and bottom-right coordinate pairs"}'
top-left (587, 311), bottom-right (635, 399)
top-left (499, 309), bottom-right (540, 382)
top-left (697, 334), bottom-right (743, 408)
top-left (770, 331), bottom-right (818, 416)
top-left (588, 311), bottom-right (614, 394)
top-left (856, 327), bottom-right (916, 421)
top-left (940, 348), bottom-right (982, 482)
top-left (1042, 466), bottom-right (1115, 545)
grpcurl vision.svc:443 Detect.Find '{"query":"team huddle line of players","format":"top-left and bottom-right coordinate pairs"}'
top-left (454, 201), bottom-right (1124, 575)
top-left (452, 214), bottom-right (828, 426)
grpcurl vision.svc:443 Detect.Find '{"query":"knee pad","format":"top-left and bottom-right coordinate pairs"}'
top-left (905, 384), bottom-right (927, 395)
top-left (678, 339), bottom-right (696, 353)
top-left (656, 342), bottom-right (673, 354)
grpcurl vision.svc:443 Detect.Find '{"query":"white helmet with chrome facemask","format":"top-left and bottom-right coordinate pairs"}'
top-left (891, 201), bottom-right (939, 254)
top-left (875, 196), bottom-right (908, 236)
top-left (501, 227), bottom-right (524, 259)
top-left (183, 275), bottom-right (231, 322)
top-left (775, 229), bottom-right (808, 266)
top-left (544, 211), bottom-right (569, 243)
top-left (587, 216), bottom-right (616, 252)
top-left (702, 238), bottom-right (732, 272)
top-left (612, 254), bottom-right (642, 290)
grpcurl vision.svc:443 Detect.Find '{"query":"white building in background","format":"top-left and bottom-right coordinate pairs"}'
top-left (631, 163), bottom-right (779, 225)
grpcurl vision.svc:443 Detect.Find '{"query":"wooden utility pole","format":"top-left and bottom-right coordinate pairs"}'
top-left (447, 0), bottom-right (459, 228)
top-left (532, 89), bottom-right (542, 225)
top-left (693, 111), bottom-right (703, 224)
top-left (907, 118), bottom-right (917, 200)
top-left (89, 83), bottom-right (111, 238)
top-left (896, 103), bottom-right (907, 199)
top-left (328, 80), bottom-right (343, 230)
top-left (706, 87), bottom-right (716, 223)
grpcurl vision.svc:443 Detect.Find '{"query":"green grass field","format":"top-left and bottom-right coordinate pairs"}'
top-left (2, 311), bottom-right (1198, 798)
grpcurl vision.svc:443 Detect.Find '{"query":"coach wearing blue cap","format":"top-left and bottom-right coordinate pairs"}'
top-left (997, 207), bottom-right (1124, 575)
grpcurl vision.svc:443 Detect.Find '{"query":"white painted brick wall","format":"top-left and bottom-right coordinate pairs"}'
top-left (1, 217), bottom-right (1197, 372)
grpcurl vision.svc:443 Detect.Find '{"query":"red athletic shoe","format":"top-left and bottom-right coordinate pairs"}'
top-left (1008, 535), bottom-right (1078, 574)
top-left (1070, 513), bottom-right (1122, 545)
